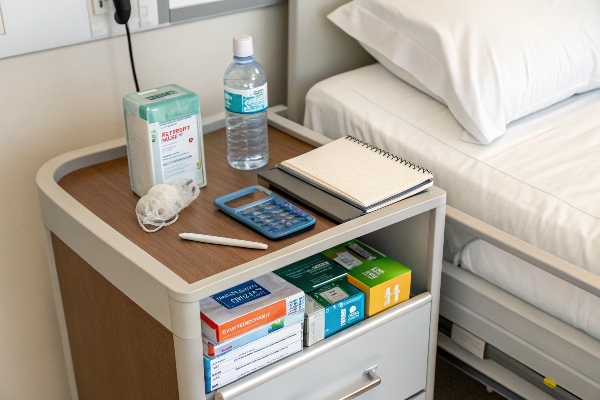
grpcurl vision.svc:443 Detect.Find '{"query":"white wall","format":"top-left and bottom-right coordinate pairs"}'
top-left (0, 5), bottom-right (287, 399)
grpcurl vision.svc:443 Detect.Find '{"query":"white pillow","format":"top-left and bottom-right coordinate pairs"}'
top-left (328, 0), bottom-right (600, 144)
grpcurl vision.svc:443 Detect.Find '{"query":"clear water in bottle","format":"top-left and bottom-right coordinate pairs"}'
top-left (224, 35), bottom-right (269, 170)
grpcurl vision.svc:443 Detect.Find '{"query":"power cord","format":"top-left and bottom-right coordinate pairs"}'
top-left (125, 23), bottom-right (140, 92)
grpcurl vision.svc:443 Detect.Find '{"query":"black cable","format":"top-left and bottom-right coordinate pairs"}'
top-left (125, 23), bottom-right (140, 92)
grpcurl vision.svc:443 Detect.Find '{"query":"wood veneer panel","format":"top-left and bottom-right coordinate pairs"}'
top-left (52, 234), bottom-right (179, 400)
top-left (57, 127), bottom-right (338, 283)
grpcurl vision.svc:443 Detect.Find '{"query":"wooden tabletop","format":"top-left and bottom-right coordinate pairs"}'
top-left (57, 126), bottom-right (338, 284)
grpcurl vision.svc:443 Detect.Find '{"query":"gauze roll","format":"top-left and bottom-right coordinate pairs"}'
top-left (136, 179), bottom-right (199, 232)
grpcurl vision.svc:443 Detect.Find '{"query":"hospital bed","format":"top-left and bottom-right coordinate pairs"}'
top-left (279, 1), bottom-right (600, 399)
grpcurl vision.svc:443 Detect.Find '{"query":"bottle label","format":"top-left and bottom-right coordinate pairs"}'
top-left (224, 83), bottom-right (268, 114)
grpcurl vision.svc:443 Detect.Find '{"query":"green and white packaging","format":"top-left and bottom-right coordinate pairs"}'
top-left (123, 84), bottom-right (207, 197)
top-left (272, 253), bottom-right (348, 293)
top-left (321, 239), bottom-right (386, 271)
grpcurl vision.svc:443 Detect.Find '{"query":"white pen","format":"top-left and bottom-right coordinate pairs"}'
top-left (179, 233), bottom-right (268, 250)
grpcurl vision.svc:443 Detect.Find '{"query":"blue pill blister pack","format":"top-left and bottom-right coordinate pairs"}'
top-left (214, 185), bottom-right (316, 240)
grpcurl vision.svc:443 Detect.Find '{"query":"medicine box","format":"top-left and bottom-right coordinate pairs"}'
top-left (123, 84), bottom-right (207, 197)
top-left (347, 258), bottom-right (411, 316)
top-left (202, 310), bottom-right (304, 357)
top-left (321, 239), bottom-right (386, 270)
top-left (304, 279), bottom-right (365, 347)
top-left (200, 272), bottom-right (304, 343)
top-left (204, 322), bottom-right (303, 393)
top-left (273, 253), bottom-right (348, 292)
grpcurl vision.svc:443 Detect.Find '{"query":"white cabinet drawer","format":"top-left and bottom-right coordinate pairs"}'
top-left (216, 297), bottom-right (431, 400)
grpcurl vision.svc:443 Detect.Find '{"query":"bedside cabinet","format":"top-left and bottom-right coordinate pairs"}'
top-left (37, 107), bottom-right (445, 400)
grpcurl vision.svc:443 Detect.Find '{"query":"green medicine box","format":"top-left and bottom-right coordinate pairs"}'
top-left (273, 253), bottom-right (348, 292)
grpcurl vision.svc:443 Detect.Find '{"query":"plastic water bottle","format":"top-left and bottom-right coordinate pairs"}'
top-left (224, 34), bottom-right (269, 170)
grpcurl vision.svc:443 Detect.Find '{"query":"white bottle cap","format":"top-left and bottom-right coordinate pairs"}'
top-left (233, 34), bottom-right (253, 57)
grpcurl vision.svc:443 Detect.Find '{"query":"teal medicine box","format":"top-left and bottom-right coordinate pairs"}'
top-left (123, 84), bottom-right (207, 197)
top-left (304, 278), bottom-right (365, 346)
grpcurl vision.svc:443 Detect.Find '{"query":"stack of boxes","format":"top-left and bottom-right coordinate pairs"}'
top-left (200, 273), bottom-right (304, 392)
top-left (200, 239), bottom-right (412, 393)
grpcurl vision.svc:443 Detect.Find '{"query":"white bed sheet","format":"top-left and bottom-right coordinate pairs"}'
top-left (304, 63), bottom-right (600, 339)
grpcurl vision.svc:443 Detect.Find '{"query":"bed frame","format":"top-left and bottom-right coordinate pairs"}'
top-left (284, 1), bottom-right (600, 399)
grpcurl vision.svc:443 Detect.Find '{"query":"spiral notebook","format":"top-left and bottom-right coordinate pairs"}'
top-left (277, 136), bottom-right (433, 213)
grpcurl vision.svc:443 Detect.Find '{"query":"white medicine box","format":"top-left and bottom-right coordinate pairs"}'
top-left (123, 84), bottom-right (207, 197)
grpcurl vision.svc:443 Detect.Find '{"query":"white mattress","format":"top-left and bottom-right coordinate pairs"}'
top-left (304, 63), bottom-right (600, 339)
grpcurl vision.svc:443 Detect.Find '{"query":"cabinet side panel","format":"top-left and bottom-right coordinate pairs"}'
top-left (51, 233), bottom-right (179, 400)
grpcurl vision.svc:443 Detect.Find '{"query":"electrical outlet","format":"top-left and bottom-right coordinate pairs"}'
top-left (138, 0), bottom-right (159, 27)
top-left (92, 0), bottom-right (110, 15)
top-left (87, 0), bottom-right (160, 37)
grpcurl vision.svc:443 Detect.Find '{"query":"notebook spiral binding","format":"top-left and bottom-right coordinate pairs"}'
top-left (344, 136), bottom-right (432, 175)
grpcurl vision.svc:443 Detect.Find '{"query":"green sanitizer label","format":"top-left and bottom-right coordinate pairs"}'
top-left (224, 83), bottom-right (268, 114)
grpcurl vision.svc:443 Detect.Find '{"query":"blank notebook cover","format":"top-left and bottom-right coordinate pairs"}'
top-left (277, 136), bottom-right (433, 212)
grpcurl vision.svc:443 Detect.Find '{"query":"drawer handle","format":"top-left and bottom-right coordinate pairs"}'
top-left (337, 365), bottom-right (381, 400)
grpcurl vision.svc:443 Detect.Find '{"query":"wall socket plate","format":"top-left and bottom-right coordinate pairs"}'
top-left (87, 0), bottom-right (160, 38)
